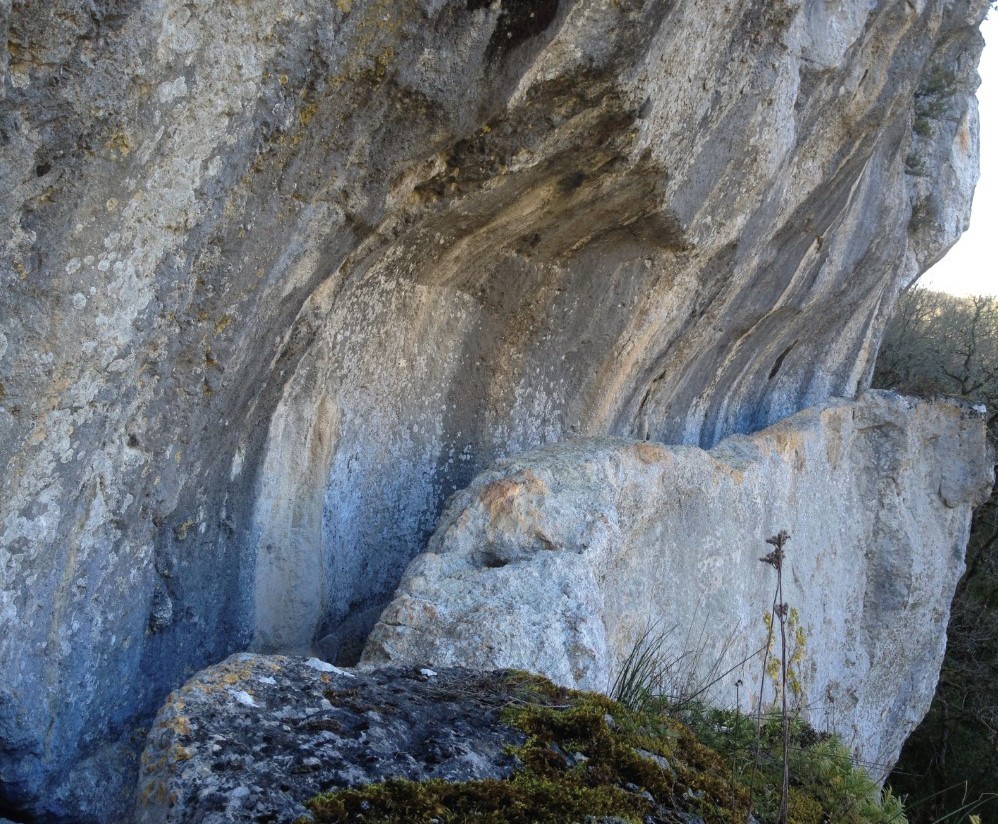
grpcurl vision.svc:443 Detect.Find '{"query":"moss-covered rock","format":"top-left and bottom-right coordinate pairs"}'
top-left (135, 652), bottom-right (906, 823)
top-left (306, 672), bottom-right (905, 824)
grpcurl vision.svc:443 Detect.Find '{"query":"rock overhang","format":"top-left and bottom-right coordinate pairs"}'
top-left (0, 0), bottom-right (991, 818)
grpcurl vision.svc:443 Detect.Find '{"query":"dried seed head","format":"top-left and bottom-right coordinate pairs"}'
top-left (765, 530), bottom-right (791, 548)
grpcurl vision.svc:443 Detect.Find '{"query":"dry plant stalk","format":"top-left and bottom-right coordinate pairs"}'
top-left (747, 530), bottom-right (792, 824)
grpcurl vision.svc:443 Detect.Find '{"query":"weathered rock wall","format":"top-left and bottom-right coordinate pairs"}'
top-left (363, 392), bottom-right (994, 773)
top-left (0, 0), bottom-right (989, 819)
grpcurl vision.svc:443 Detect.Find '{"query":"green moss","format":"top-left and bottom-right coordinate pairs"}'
top-left (905, 152), bottom-right (929, 176)
top-left (917, 65), bottom-right (957, 100)
top-left (305, 775), bottom-right (644, 824)
top-left (304, 673), bottom-right (906, 824)
top-left (909, 64), bottom-right (956, 143)
top-left (500, 669), bottom-right (575, 703)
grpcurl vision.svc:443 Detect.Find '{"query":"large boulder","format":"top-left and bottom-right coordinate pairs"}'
top-left (134, 653), bottom-right (895, 824)
top-left (363, 392), bottom-right (994, 772)
top-left (134, 655), bottom-right (527, 824)
top-left (0, 0), bottom-right (989, 817)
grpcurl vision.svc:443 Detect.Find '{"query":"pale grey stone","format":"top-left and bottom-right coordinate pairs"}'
top-left (0, 0), bottom-right (990, 818)
top-left (363, 392), bottom-right (993, 773)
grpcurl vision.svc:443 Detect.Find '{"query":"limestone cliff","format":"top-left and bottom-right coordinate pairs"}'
top-left (0, 0), bottom-right (989, 819)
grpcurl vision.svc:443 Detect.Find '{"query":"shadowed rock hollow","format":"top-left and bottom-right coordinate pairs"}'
top-left (0, 0), bottom-right (990, 819)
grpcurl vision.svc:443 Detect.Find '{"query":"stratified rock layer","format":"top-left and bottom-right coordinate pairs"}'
top-left (364, 392), bottom-right (994, 772)
top-left (0, 0), bottom-right (989, 818)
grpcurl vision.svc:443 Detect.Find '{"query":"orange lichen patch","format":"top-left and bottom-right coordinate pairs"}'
top-left (769, 429), bottom-right (807, 473)
top-left (299, 100), bottom-right (318, 128)
top-left (170, 744), bottom-right (192, 763)
top-left (164, 715), bottom-right (191, 737)
top-left (136, 778), bottom-right (165, 807)
top-left (388, 594), bottom-right (440, 626)
top-left (105, 130), bottom-right (133, 156)
top-left (186, 659), bottom-right (258, 698)
top-left (160, 691), bottom-right (182, 709)
top-left (631, 441), bottom-right (668, 464)
top-left (479, 470), bottom-right (548, 532)
top-left (214, 314), bottom-right (233, 335)
top-left (956, 116), bottom-right (971, 154)
top-left (141, 751), bottom-right (170, 776)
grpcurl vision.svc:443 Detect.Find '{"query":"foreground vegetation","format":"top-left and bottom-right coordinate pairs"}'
top-left (304, 672), bottom-right (904, 824)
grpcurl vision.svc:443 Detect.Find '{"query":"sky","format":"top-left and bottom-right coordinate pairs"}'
top-left (919, 13), bottom-right (996, 297)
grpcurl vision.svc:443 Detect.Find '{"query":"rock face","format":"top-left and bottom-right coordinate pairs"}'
top-left (0, 0), bottom-right (989, 818)
top-left (134, 655), bottom-right (527, 824)
top-left (363, 392), bottom-right (994, 772)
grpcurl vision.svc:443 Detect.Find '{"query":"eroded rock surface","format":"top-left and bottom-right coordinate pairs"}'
top-left (364, 392), bottom-right (994, 772)
top-left (0, 0), bottom-right (989, 818)
top-left (135, 655), bottom-right (526, 824)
